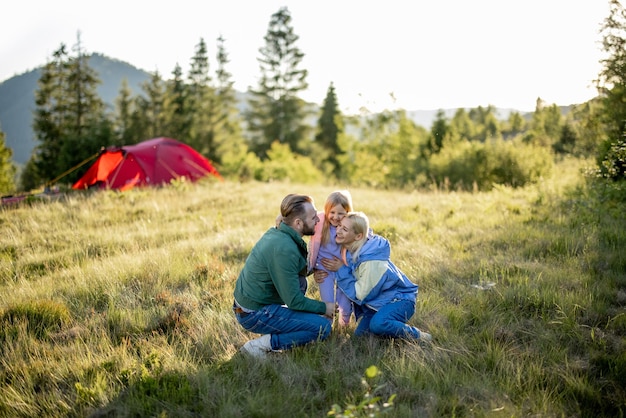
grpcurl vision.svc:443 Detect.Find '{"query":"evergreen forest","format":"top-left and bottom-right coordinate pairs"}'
top-left (0, 2), bottom-right (624, 195)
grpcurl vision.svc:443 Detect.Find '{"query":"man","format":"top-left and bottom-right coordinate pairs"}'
top-left (233, 194), bottom-right (336, 358)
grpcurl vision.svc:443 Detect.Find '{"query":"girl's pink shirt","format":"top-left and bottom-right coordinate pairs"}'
top-left (307, 211), bottom-right (325, 272)
top-left (308, 211), bottom-right (346, 273)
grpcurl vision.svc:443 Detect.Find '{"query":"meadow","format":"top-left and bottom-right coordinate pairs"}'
top-left (0, 158), bottom-right (624, 417)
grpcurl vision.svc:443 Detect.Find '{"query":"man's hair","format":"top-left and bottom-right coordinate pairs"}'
top-left (281, 194), bottom-right (313, 225)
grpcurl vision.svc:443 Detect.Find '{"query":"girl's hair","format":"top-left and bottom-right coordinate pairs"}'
top-left (344, 211), bottom-right (369, 261)
top-left (321, 190), bottom-right (353, 245)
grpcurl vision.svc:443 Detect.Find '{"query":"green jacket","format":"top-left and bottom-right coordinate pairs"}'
top-left (234, 223), bottom-right (326, 314)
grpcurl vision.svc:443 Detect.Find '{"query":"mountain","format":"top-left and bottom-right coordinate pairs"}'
top-left (0, 54), bottom-right (152, 166)
top-left (0, 53), bottom-right (526, 167)
top-left (0, 69), bottom-right (40, 166)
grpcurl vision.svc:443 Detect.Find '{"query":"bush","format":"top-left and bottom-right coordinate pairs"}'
top-left (428, 139), bottom-right (553, 191)
top-left (257, 141), bottom-right (324, 183)
top-left (220, 150), bottom-right (263, 182)
top-left (599, 136), bottom-right (626, 181)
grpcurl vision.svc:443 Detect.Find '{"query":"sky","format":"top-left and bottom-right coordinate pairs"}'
top-left (0, 0), bottom-right (611, 114)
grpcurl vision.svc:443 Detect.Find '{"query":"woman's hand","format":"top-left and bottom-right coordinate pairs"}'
top-left (320, 256), bottom-right (343, 272)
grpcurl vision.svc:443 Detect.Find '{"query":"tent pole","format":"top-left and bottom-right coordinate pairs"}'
top-left (45, 149), bottom-right (103, 188)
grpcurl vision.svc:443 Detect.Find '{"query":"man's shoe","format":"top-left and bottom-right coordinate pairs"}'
top-left (241, 334), bottom-right (272, 358)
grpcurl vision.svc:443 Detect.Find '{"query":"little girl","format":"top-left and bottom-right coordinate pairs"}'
top-left (308, 190), bottom-right (354, 326)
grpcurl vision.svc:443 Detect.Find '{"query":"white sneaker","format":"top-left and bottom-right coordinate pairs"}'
top-left (419, 331), bottom-right (432, 342)
top-left (241, 334), bottom-right (272, 358)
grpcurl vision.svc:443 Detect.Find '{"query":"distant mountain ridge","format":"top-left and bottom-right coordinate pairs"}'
top-left (0, 53), bottom-right (523, 166)
top-left (0, 54), bottom-right (151, 165)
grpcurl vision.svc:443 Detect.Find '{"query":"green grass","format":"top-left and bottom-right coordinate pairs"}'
top-left (0, 158), bottom-right (624, 417)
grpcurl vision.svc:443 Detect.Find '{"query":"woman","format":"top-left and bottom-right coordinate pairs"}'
top-left (326, 211), bottom-right (431, 340)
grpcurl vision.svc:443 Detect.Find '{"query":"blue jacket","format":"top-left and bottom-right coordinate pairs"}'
top-left (336, 231), bottom-right (418, 311)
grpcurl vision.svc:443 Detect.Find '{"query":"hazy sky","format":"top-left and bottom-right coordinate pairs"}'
top-left (1, 0), bottom-right (610, 113)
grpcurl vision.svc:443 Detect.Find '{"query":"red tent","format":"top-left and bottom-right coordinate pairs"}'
top-left (72, 137), bottom-right (221, 191)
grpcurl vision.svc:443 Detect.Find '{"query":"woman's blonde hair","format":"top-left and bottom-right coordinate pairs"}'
top-left (321, 190), bottom-right (353, 245)
top-left (344, 211), bottom-right (369, 261)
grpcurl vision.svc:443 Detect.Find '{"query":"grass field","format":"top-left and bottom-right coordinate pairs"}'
top-left (1, 158), bottom-right (625, 417)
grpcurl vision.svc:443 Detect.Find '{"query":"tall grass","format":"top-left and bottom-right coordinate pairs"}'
top-left (0, 158), bottom-right (624, 417)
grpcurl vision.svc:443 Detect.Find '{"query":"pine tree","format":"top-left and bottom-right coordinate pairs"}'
top-left (314, 83), bottom-right (343, 177)
top-left (429, 110), bottom-right (448, 153)
top-left (213, 35), bottom-right (246, 165)
top-left (126, 95), bottom-right (150, 144)
top-left (31, 44), bottom-right (69, 186)
top-left (138, 70), bottom-right (166, 140)
top-left (162, 63), bottom-right (191, 141)
top-left (187, 38), bottom-right (218, 158)
top-left (245, 6), bottom-right (310, 158)
top-left (112, 78), bottom-right (134, 146)
top-left (0, 128), bottom-right (16, 195)
top-left (59, 35), bottom-right (109, 178)
top-left (27, 34), bottom-right (109, 187)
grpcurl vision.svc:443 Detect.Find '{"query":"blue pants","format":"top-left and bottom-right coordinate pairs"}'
top-left (235, 304), bottom-right (332, 350)
top-left (355, 299), bottom-right (422, 339)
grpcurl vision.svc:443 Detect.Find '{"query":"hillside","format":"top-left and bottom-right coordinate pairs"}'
top-left (0, 161), bottom-right (624, 416)
top-left (0, 54), bottom-right (150, 165)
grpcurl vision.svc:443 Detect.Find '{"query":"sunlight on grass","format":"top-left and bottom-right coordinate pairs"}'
top-left (0, 158), bottom-right (624, 416)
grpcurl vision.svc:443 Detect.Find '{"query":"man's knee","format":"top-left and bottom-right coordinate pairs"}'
top-left (318, 318), bottom-right (332, 340)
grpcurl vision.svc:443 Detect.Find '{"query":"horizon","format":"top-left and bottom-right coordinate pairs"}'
top-left (1, 53), bottom-right (553, 116)
top-left (1, 1), bottom-right (610, 113)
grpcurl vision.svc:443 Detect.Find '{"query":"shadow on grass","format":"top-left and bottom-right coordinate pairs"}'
top-left (85, 332), bottom-right (433, 417)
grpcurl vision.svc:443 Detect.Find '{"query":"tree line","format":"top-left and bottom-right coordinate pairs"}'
top-left (0, 2), bottom-right (625, 195)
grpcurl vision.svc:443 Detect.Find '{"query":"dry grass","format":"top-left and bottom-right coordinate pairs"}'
top-left (0, 159), bottom-right (624, 417)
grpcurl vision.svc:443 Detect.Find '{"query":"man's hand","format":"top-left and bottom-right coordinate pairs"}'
top-left (324, 302), bottom-right (336, 318)
top-left (313, 269), bottom-right (328, 283)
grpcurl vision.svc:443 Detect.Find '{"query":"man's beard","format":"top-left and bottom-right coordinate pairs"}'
top-left (302, 223), bottom-right (316, 236)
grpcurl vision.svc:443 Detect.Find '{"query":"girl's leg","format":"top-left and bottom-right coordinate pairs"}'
top-left (335, 287), bottom-right (353, 325)
top-left (318, 273), bottom-right (336, 304)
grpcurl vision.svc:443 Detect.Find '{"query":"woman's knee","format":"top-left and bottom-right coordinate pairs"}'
top-left (369, 316), bottom-right (387, 335)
